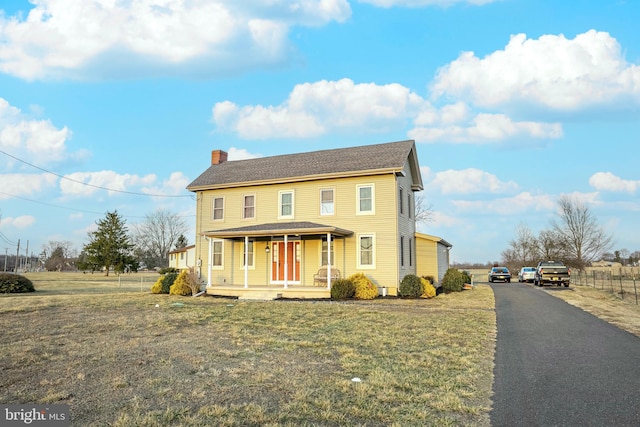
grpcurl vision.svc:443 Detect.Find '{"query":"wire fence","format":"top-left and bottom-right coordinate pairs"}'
top-left (572, 268), bottom-right (640, 305)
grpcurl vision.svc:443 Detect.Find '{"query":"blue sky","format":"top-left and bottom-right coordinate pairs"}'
top-left (0, 0), bottom-right (638, 264)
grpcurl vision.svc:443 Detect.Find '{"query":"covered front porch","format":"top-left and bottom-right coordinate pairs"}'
top-left (201, 221), bottom-right (353, 299)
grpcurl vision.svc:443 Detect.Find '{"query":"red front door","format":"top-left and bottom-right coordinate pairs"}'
top-left (271, 242), bottom-right (300, 283)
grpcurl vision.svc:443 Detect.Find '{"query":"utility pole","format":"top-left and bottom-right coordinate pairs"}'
top-left (25, 240), bottom-right (29, 272)
top-left (3, 248), bottom-right (7, 272)
top-left (15, 239), bottom-right (20, 272)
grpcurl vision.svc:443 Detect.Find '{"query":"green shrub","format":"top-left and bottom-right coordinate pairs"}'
top-left (0, 273), bottom-right (35, 293)
top-left (399, 274), bottom-right (422, 298)
top-left (158, 267), bottom-right (178, 275)
top-left (441, 268), bottom-right (465, 293)
top-left (170, 271), bottom-right (193, 296)
top-left (330, 278), bottom-right (355, 300)
top-left (349, 273), bottom-right (378, 300)
top-left (151, 272), bottom-right (178, 294)
top-left (421, 277), bottom-right (436, 298)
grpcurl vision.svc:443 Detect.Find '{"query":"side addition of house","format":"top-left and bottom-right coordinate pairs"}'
top-left (186, 140), bottom-right (424, 298)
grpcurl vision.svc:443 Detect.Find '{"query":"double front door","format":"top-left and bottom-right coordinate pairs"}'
top-left (271, 241), bottom-right (301, 283)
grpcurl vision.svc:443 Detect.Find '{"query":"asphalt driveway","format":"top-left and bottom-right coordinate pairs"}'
top-left (490, 282), bottom-right (640, 426)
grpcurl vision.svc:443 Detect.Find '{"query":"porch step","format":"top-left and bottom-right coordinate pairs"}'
top-left (237, 291), bottom-right (283, 301)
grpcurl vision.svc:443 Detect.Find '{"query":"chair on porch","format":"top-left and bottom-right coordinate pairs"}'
top-left (313, 267), bottom-right (341, 286)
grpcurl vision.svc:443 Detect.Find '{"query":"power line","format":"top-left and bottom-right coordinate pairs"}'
top-left (0, 149), bottom-right (193, 198)
top-left (0, 190), bottom-right (195, 220)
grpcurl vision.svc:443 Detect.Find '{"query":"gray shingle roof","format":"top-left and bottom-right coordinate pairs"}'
top-left (187, 140), bottom-right (420, 190)
top-left (203, 221), bottom-right (353, 238)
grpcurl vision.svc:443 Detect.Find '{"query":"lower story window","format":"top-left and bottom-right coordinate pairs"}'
top-left (358, 234), bottom-right (375, 269)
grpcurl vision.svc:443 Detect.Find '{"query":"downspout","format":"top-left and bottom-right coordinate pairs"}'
top-left (206, 237), bottom-right (212, 288)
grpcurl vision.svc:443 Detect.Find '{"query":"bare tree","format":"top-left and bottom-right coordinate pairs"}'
top-left (536, 229), bottom-right (570, 262)
top-left (414, 192), bottom-right (434, 225)
top-left (42, 240), bottom-right (76, 271)
top-left (551, 195), bottom-right (613, 269)
top-left (131, 209), bottom-right (188, 269)
top-left (501, 223), bottom-right (539, 269)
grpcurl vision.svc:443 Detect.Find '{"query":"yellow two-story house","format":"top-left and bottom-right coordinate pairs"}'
top-left (186, 140), bottom-right (424, 298)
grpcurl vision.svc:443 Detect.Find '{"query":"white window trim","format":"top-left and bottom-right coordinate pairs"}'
top-left (356, 184), bottom-right (375, 215)
top-left (278, 190), bottom-right (295, 219)
top-left (320, 188), bottom-right (335, 216)
top-left (357, 233), bottom-right (376, 269)
top-left (212, 196), bottom-right (225, 221)
top-left (211, 239), bottom-right (224, 270)
top-left (243, 193), bottom-right (256, 220)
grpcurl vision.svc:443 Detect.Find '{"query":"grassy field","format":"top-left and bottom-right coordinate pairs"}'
top-left (0, 272), bottom-right (496, 426)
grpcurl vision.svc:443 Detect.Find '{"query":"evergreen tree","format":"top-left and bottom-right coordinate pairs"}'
top-left (82, 211), bottom-right (139, 276)
top-left (175, 234), bottom-right (189, 250)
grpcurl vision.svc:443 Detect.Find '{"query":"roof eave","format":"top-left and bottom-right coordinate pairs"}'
top-left (187, 168), bottom-right (402, 192)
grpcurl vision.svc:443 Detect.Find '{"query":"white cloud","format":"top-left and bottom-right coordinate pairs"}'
top-left (0, 98), bottom-right (84, 167)
top-left (0, 174), bottom-right (58, 200)
top-left (0, 215), bottom-right (36, 229)
top-left (212, 78), bottom-right (426, 139)
top-left (451, 192), bottom-right (556, 214)
top-left (409, 111), bottom-right (562, 143)
top-left (59, 170), bottom-right (157, 197)
top-left (0, 0), bottom-right (351, 80)
top-left (228, 147), bottom-right (262, 160)
top-left (431, 30), bottom-right (640, 111)
top-left (429, 168), bottom-right (518, 195)
top-left (359, 0), bottom-right (498, 7)
top-left (589, 172), bottom-right (640, 193)
top-left (141, 171), bottom-right (190, 197)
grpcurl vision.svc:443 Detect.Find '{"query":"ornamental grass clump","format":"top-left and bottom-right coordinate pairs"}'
top-left (0, 273), bottom-right (35, 293)
top-left (349, 272), bottom-right (378, 300)
top-left (420, 277), bottom-right (436, 298)
top-left (399, 274), bottom-right (422, 298)
top-left (330, 278), bottom-right (355, 300)
top-left (170, 270), bottom-right (194, 296)
top-left (441, 268), bottom-right (466, 293)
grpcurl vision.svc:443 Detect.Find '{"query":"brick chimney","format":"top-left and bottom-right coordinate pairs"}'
top-left (211, 150), bottom-right (228, 165)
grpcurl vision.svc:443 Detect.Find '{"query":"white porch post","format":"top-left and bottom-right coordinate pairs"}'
top-left (244, 236), bottom-right (249, 288)
top-left (283, 234), bottom-right (289, 289)
top-left (206, 237), bottom-right (212, 287)
top-left (326, 232), bottom-right (332, 290)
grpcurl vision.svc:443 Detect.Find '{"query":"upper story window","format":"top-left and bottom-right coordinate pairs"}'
top-left (212, 197), bottom-right (224, 221)
top-left (357, 184), bottom-right (375, 215)
top-left (320, 188), bottom-right (334, 215)
top-left (279, 190), bottom-right (294, 219)
top-left (243, 194), bottom-right (255, 219)
top-left (408, 193), bottom-right (412, 219)
top-left (399, 187), bottom-right (404, 215)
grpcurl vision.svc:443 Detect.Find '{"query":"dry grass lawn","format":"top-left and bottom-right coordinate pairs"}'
top-left (546, 284), bottom-right (640, 338)
top-left (0, 272), bottom-right (496, 426)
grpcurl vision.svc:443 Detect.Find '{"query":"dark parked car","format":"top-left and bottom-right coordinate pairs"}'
top-left (489, 267), bottom-right (511, 283)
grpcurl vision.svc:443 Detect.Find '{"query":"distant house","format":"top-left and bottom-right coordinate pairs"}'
top-left (415, 233), bottom-right (452, 286)
top-left (186, 140), bottom-right (449, 298)
top-left (168, 245), bottom-right (196, 271)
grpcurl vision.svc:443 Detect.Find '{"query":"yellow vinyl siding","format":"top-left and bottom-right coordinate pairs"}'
top-left (415, 233), bottom-right (441, 284)
top-left (194, 173), bottom-right (402, 292)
